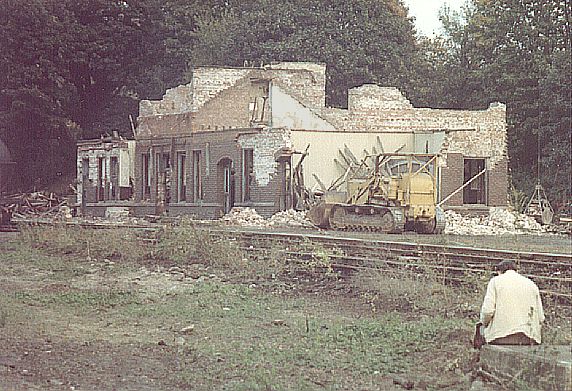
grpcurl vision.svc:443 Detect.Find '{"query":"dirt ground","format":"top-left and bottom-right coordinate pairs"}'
top-left (0, 229), bottom-right (567, 391)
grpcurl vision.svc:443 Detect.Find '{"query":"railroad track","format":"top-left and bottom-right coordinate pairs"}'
top-left (11, 219), bottom-right (572, 301)
top-left (205, 228), bottom-right (572, 302)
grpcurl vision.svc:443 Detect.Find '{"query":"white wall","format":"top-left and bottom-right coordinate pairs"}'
top-left (271, 85), bottom-right (334, 131)
top-left (290, 131), bottom-right (415, 191)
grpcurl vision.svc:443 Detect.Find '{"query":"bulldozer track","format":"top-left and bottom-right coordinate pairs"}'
top-left (11, 220), bottom-right (572, 301)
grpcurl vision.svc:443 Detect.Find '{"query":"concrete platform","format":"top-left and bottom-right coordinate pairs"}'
top-left (480, 345), bottom-right (571, 391)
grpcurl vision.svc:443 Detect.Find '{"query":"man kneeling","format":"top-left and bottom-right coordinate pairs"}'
top-left (479, 260), bottom-right (544, 346)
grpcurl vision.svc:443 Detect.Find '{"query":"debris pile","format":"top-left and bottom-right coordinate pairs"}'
top-left (267, 209), bottom-right (315, 228)
top-left (1, 192), bottom-right (70, 219)
top-left (221, 207), bottom-right (315, 228)
top-left (105, 207), bottom-right (131, 220)
top-left (444, 208), bottom-right (546, 235)
top-left (221, 207), bottom-right (266, 227)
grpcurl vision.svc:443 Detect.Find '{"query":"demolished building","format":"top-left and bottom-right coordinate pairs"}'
top-left (78, 62), bottom-right (508, 218)
top-left (76, 134), bottom-right (135, 214)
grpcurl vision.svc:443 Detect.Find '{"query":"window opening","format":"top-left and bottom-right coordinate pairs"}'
top-left (97, 157), bottom-right (105, 201)
top-left (192, 150), bottom-right (202, 201)
top-left (110, 156), bottom-right (118, 200)
top-left (177, 152), bottom-right (186, 202)
top-left (142, 153), bottom-right (150, 199)
top-left (463, 158), bottom-right (486, 204)
top-left (242, 149), bottom-right (254, 202)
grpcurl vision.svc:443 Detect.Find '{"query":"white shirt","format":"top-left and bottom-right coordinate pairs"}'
top-left (480, 270), bottom-right (545, 343)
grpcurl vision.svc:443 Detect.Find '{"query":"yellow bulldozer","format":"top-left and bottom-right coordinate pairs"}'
top-left (307, 153), bottom-right (445, 234)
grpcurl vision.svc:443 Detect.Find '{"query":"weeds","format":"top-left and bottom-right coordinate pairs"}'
top-left (18, 223), bottom-right (146, 262)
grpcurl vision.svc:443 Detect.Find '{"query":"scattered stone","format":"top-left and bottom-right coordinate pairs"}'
top-left (221, 207), bottom-right (315, 229)
top-left (444, 207), bottom-right (546, 235)
top-left (221, 207), bottom-right (266, 227)
top-left (267, 209), bottom-right (315, 228)
top-left (180, 325), bottom-right (195, 334)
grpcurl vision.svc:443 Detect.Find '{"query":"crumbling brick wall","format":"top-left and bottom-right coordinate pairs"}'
top-left (134, 62), bottom-right (508, 215)
top-left (134, 127), bottom-right (290, 218)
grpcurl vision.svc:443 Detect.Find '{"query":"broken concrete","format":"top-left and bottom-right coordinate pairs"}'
top-left (444, 208), bottom-right (546, 235)
top-left (221, 207), bottom-right (314, 229)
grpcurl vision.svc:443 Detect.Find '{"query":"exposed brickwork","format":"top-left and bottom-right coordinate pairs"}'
top-left (488, 157), bottom-right (508, 207)
top-left (127, 62), bottom-right (508, 218)
top-left (133, 127), bottom-right (289, 218)
top-left (440, 153), bottom-right (464, 207)
top-left (191, 78), bottom-right (256, 132)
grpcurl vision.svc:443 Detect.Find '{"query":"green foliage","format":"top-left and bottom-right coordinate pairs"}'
top-left (174, 0), bottom-right (421, 108)
top-left (153, 218), bottom-right (246, 269)
top-left (0, 0), bottom-right (166, 189)
top-left (18, 223), bottom-right (147, 262)
top-left (435, 0), bottom-right (571, 206)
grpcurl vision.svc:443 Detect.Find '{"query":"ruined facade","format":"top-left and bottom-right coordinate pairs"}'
top-left (76, 135), bottom-right (135, 211)
top-left (79, 62), bottom-right (508, 217)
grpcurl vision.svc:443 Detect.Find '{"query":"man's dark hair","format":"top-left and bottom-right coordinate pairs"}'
top-left (497, 260), bottom-right (517, 273)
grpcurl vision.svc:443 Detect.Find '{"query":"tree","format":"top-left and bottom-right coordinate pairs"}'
top-left (0, 0), bottom-right (166, 189)
top-left (436, 0), bottom-right (571, 205)
top-left (190, 0), bottom-right (422, 108)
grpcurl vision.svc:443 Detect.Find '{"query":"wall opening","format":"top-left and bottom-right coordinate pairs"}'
top-left (218, 158), bottom-right (235, 213)
top-left (142, 153), bottom-right (150, 200)
top-left (81, 158), bottom-right (89, 205)
top-left (242, 148), bottom-right (254, 202)
top-left (249, 79), bottom-right (270, 125)
top-left (110, 156), bottom-right (118, 200)
top-left (192, 150), bottom-right (202, 202)
top-left (279, 158), bottom-right (293, 210)
top-left (177, 151), bottom-right (186, 202)
top-left (463, 158), bottom-right (486, 205)
top-left (97, 157), bottom-right (105, 201)
top-left (155, 153), bottom-right (171, 205)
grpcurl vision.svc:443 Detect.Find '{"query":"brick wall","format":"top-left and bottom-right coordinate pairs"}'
top-left (133, 127), bottom-right (289, 218)
top-left (191, 78), bottom-right (256, 132)
top-left (440, 153), bottom-right (464, 206)
top-left (134, 63), bottom-right (508, 213)
top-left (487, 157), bottom-right (508, 207)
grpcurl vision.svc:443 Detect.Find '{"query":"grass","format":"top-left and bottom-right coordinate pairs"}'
top-left (1, 225), bottom-right (571, 390)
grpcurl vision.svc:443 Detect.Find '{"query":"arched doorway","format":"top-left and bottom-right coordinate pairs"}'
top-left (218, 158), bottom-right (235, 214)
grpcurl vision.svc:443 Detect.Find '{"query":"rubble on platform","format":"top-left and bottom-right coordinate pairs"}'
top-left (221, 207), bottom-right (266, 227)
top-left (267, 210), bottom-right (315, 228)
top-left (221, 207), bottom-right (315, 229)
top-left (444, 207), bottom-right (546, 235)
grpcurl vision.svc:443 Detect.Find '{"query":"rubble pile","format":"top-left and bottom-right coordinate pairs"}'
top-left (221, 207), bottom-right (266, 227)
top-left (221, 207), bottom-right (315, 228)
top-left (0, 192), bottom-right (70, 219)
top-left (267, 209), bottom-right (315, 228)
top-left (444, 207), bottom-right (546, 235)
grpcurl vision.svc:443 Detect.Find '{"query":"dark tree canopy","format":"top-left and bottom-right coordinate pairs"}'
top-left (1, 0), bottom-right (569, 207)
top-left (434, 0), bottom-right (571, 206)
top-left (0, 0), bottom-right (166, 189)
top-left (190, 0), bottom-right (421, 108)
